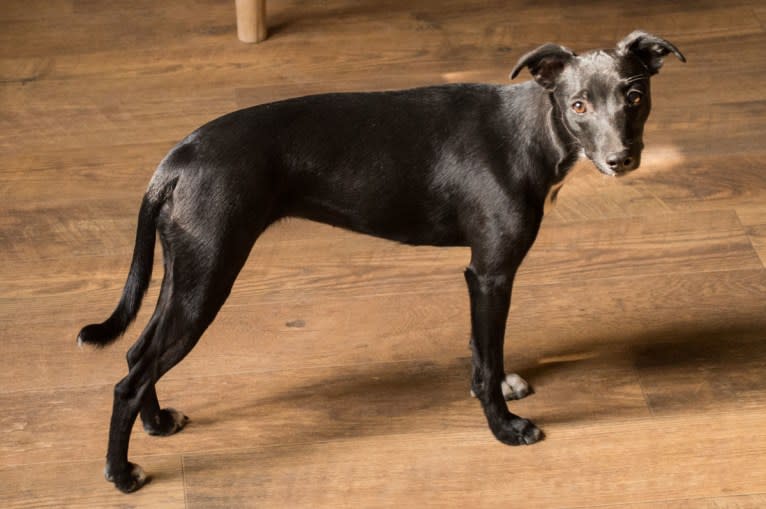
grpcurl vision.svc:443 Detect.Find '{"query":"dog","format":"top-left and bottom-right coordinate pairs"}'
top-left (78, 31), bottom-right (685, 492)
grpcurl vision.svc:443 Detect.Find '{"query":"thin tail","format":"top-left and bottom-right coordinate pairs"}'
top-left (78, 177), bottom-right (178, 347)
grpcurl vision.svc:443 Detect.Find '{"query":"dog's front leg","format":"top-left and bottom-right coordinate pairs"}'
top-left (464, 266), bottom-right (543, 445)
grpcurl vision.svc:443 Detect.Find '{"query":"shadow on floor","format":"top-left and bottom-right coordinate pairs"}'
top-left (185, 316), bottom-right (765, 452)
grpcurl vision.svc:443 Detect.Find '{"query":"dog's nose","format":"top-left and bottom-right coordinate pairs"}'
top-left (606, 152), bottom-right (634, 172)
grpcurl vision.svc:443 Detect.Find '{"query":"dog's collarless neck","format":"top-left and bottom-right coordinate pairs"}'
top-left (544, 92), bottom-right (580, 184)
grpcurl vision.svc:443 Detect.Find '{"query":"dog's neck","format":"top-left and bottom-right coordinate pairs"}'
top-left (501, 82), bottom-right (582, 206)
top-left (544, 90), bottom-right (582, 183)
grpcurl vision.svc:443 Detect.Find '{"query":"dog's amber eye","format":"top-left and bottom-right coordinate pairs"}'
top-left (572, 101), bottom-right (587, 114)
top-left (627, 91), bottom-right (642, 106)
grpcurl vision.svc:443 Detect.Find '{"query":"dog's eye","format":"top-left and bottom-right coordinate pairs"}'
top-left (627, 91), bottom-right (643, 106)
top-left (572, 101), bottom-right (587, 114)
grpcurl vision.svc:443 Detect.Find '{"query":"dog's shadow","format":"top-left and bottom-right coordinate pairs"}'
top-left (526, 321), bottom-right (766, 423)
top-left (185, 355), bottom-right (475, 443)
top-left (184, 318), bottom-right (766, 452)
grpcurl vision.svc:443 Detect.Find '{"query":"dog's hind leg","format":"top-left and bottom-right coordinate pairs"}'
top-left (104, 298), bottom-right (172, 493)
top-left (126, 283), bottom-right (189, 438)
top-left (125, 242), bottom-right (191, 438)
top-left (105, 185), bottom-right (272, 492)
top-left (105, 242), bottom-right (253, 492)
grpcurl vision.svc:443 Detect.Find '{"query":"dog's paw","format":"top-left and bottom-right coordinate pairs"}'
top-left (470, 373), bottom-right (532, 401)
top-left (501, 373), bottom-right (532, 401)
top-left (105, 462), bottom-right (149, 493)
top-left (492, 417), bottom-right (544, 446)
top-left (143, 408), bottom-right (189, 436)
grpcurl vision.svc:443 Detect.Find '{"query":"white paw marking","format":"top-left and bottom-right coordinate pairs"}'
top-left (104, 463), bottom-right (147, 484)
top-left (501, 373), bottom-right (530, 399)
top-left (470, 373), bottom-right (530, 399)
top-left (131, 464), bottom-right (146, 484)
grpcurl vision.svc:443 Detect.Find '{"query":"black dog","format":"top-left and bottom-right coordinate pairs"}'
top-left (79, 31), bottom-right (684, 492)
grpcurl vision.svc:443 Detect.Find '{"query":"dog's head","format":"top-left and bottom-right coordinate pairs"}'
top-left (511, 31), bottom-right (685, 176)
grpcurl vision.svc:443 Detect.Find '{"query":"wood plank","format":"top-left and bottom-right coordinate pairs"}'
top-left (0, 354), bottom-right (648, 465)
top-left (181, 409), bottom-right (766, 508)
top-left (0, 455), bottom-right (184, 508)
top-left (568, 493), bottom-right (766, 509)
top-left (737, 205), bottom-right (766, 267)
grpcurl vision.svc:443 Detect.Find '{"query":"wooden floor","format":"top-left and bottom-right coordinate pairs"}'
top-left (2, 1), bottom-right (765, 507)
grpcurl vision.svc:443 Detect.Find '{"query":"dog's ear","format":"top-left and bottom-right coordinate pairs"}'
top-left (617, 31), bottom-right (686, 75)
top-left (510, 43), bottom-right (576, 89)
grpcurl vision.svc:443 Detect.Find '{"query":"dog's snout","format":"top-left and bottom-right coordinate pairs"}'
top-left (606, 151), bottom-right (635, 172)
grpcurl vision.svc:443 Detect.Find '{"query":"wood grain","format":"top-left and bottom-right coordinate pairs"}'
top-left (0, 455), bottom-right (185, 508)
top-left (1, 0), bottom-right (765, 507)
top-left (181, 410), bottom-right (766, 508)
top-left (737, 205), bottom-right (766, 267)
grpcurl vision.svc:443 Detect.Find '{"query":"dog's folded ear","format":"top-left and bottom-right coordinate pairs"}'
top-left (617, 31), bottom-right (686, 75)
top-left (510, 44), bottom-right (576, 89)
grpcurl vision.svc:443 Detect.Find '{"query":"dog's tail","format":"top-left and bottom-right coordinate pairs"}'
top-left (77, 176), bottom-right (178, 347)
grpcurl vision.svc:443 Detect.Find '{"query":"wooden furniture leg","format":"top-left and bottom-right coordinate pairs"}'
top-left (235, 0), bottom-right (267, 43)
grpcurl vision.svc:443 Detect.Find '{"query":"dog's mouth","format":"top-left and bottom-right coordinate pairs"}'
top-left (594, 162), bottom-right (637, 177)
top-left (592, 161), bottom-right (619, 177)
